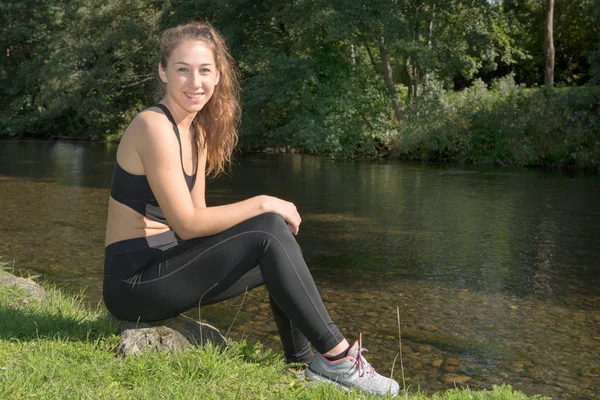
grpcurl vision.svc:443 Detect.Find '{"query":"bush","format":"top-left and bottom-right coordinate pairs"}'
top-left (393, 75), bottom-right (600, 170)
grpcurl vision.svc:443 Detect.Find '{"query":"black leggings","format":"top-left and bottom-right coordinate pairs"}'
top-left (103, 212), bottom-right (345, 363)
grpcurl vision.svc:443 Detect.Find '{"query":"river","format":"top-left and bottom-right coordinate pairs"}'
top-left (0, 140), bottom-right (598, 399)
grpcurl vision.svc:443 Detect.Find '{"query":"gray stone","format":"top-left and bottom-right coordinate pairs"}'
top-left (0, 272), bottom-right (46, 307)
top-left (118, 326), bottom-right (192, 356)
top-left (115, 315), bottom-right (227, 357)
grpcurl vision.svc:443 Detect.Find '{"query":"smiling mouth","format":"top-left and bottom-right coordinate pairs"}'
top-left (185, 92), bottom-right (204, 99)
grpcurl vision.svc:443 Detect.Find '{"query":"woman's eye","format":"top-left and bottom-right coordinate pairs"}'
top-left (200, 68), bottom-right (211, 73)
top-left (178, 67), bottom-right (188, 72)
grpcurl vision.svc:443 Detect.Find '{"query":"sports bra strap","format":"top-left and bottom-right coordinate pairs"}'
top-left (152, 103), bottom-right (192, 176)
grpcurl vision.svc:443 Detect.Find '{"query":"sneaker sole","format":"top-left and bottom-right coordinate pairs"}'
top-left (305, 368), bottom-right (398, 397)
top-left (305, 368), bottom-right (350, 390)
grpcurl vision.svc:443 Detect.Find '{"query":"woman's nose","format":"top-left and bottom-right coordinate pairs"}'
top-left (191, 71), bottom-right (202, 87)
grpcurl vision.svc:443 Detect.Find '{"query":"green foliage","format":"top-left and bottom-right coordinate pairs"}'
top-left (38, 0), bottom-right (162, 139)
top-left (394, 77), bottom-right (600, 169)
top-left (164, 0), bottom-right (399, 157)
top-left (0, 0), bottom-right (64, 136)
top-left (503, 0), bottom-right (598, 86)
top-left (0, 0), bottom-right (162, 139)
top-left (590, 0), bottom-right (600, 84)
top-left (164, 0), bottom-right (517, 157)
top-left (0, 0), bottom-right (597, 166)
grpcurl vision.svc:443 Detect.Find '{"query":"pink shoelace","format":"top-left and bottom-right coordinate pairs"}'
top-left (354, 333), bottom-right (375, 377)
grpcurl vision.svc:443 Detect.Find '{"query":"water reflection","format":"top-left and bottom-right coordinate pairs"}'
top-left (0, 141), bottom-right (599, 399)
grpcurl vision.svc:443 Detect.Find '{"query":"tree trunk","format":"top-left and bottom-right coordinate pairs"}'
top-left (378, 37), bottom-right (404, 124)
top-left (544, 0), bottom-right (555, 87)
top-left (428, 4), bottom-right (436, 49)
top-left (405, 61), bottom-right (414, 101)
top-left (365, 44), bottom-right (379, 74)
top-left (413, 63), bottom-right (420, 98)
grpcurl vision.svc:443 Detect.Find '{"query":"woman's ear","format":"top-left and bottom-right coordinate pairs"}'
top-left (215, 70), bottom-right (220, 86)
top-left (158, 63), bottom-right (168, 83)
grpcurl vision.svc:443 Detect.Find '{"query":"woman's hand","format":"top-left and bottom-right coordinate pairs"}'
top-left (260, 195), bottom-right (302, 235)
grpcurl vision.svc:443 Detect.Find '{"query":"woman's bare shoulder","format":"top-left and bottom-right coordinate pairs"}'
top-left (119, 108), bottom-right (176, 152)
top-left (127, 108), bottom-right (172, 137)
top-left (117, 108), bottom-right (179, 170)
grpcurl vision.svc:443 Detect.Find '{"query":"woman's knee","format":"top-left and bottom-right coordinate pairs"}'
top-left (252, 212), bottom-right (290, 235)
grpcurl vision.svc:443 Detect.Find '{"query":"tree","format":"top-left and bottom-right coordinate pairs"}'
top-left (503, 0), bottom-right (597, 86)
top-left (4, 0), bottom-right (595, 154)
top-left (43, 0), bottom-right (163, 139)
top-left (379, 36), bottom-right (405, 124)
top-left (0, 0), bottom-right (66, 136)
top-left (544, 0), bottom-right (555, 86)
top-left (162, 0), bottom-right (527, 156)
top-left (0, 0), bottom-right (164, 138)
top-left (590, 0), bottom-right (600, 83)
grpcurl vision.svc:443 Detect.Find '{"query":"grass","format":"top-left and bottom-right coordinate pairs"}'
top-left (0, 263), bottom-right (548, 399)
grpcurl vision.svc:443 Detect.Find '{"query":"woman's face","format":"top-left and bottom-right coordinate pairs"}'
top-left (159, 40), bottom-right (220, 114)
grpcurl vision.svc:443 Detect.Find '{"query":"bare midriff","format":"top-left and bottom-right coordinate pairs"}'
top-left (105, 197), bottom-right (171, 247)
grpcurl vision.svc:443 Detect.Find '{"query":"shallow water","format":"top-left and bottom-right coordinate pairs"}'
top-left (1, 140), bottom-right (599, 398)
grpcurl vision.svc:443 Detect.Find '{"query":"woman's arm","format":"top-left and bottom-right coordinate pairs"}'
top-left (134, 112), bottom-right (301, 240)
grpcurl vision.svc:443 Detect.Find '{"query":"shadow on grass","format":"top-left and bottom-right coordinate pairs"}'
top-left (0, 304), bottom-right (116, 343)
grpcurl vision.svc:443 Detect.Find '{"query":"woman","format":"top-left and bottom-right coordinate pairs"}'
top-left (103, 22), bottom-right (399, 396)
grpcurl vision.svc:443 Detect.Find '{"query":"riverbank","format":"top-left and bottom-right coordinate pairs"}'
top-left (392, 83), bottom-right (600, 172)
top-left (0, 264), bottom-right (546, 399)
top-left (3, 84), bottom-right (599, 173)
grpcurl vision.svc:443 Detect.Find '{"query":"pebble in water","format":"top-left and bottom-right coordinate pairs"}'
top-left (441, 374), bottom-right (471, 385)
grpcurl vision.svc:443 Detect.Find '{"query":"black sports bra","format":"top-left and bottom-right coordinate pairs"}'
top-left (110, 104), bottom-right (197, 225)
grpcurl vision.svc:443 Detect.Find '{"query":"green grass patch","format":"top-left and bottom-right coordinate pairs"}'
top-left (0, 262), bottom-right (547, 399)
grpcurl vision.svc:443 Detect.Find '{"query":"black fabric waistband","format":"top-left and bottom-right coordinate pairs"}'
top-left (104, 230), bottom-right (177, 258)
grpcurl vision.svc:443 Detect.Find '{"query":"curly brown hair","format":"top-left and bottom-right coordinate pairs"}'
top-left (159, 22), bottom-right (241, 177)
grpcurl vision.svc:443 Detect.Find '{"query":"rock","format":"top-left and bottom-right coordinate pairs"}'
top-left (0, 272), bottom-right (47, 307)
top-left (443, 365), bottom-right (457, 373)
top-left (118, 326), bottom-right (191, 356)
top-left (529, 365), bottom-right (550, 380)
top-left (423, 324), bottom-right (440, 331)
top-left (441, 373), bottom-right (471, 385)
top-left (578, 378), bottom-right (592, 389)
top-left (431, 359), bottom-right (443, 368)
top-left (115, 315), bottom-right (227, 357)
top-left (446, 358), bottom-right (460, 366)
top-left (509, 361), bottom-right (524, 373)
top-left (556, 377), bottom-right (585, 392)
top-left (414, 344), bottom-right (434, 352)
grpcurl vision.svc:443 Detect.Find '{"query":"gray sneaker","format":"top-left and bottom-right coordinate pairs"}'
top-left (305, 335), bottom-right (400, 397)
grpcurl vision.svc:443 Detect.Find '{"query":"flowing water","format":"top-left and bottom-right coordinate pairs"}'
top-left (1, 140), bottom-right (599, 399)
